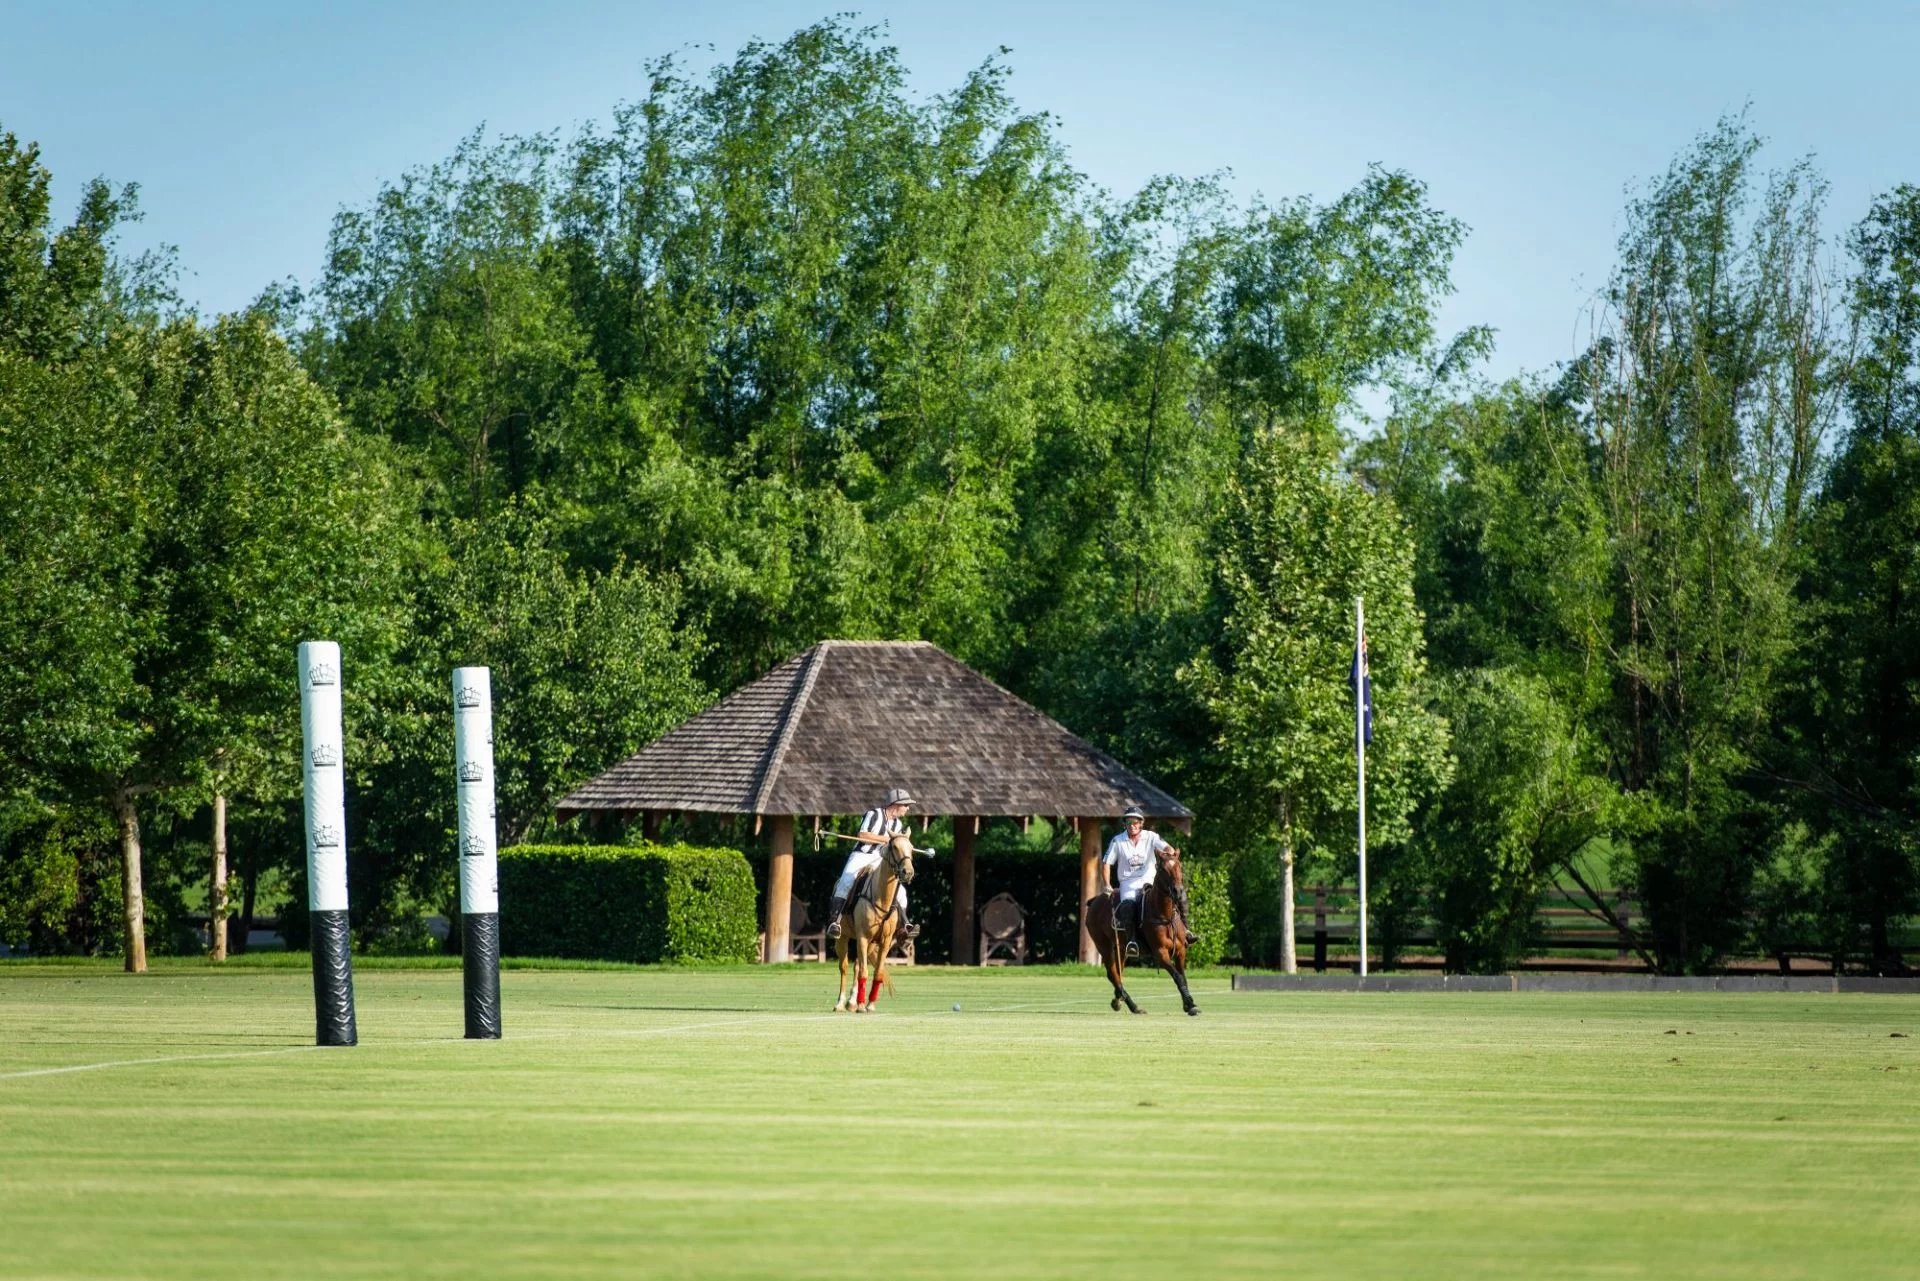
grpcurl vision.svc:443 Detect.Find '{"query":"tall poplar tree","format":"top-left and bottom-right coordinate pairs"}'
top-left (1581, 119), bottom-right (1842, 970)
top-left (1185, 430), bottom-right (1449, 970)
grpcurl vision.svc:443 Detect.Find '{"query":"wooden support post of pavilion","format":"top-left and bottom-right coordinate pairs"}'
top-left (766, 815), bottom-right (794, 963)
top-left (950, 817), bottom-right (978, 965)
top-left (1077, 819), bottom-right (1103, 964)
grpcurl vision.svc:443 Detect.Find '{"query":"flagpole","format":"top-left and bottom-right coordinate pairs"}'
top-left (1356, 596), bottom-right (1368, 979)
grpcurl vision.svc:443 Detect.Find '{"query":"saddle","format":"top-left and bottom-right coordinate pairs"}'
top-left (1114, 894), bottom-right (1186, 954)
top-left (848, 869), bottom-right (899, 919)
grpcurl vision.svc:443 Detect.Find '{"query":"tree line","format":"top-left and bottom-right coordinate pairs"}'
top-left (2, 20), bottom-right (1914, 973)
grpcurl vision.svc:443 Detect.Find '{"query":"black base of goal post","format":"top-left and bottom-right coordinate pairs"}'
top-left (310, 910), bottom-right (358, 1046)
top-left (462, 911), bottom-right (501, 1039)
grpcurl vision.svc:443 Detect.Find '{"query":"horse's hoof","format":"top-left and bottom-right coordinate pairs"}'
top-left (1130, 1007), bottom-right (1145, 1015)
top-left (1186, 1006), bottom-right (1201, 1017)
top-left (1110, 997), bottom-right (1122, 1012)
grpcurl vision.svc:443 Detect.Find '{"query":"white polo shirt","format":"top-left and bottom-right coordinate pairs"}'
top-left (1103, 827), bottom-right (1170, 897)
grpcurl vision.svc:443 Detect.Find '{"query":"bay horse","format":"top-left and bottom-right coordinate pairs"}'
top-left (1085, 845), bottom-right (1200, 1016)
top-left (833, 833), bottom-right (916, 1013)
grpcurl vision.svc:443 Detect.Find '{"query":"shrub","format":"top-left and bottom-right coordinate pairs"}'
top-left (1228, 846), bottom-right (1284, 968)
top-left (499, 842), bottom-right (757, 963)
top-left (1182, 859), bottom-right (1232, 968)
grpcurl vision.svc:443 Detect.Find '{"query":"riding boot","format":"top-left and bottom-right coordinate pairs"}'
top-left (894, 905), bottom-right (920, 939)
top-left (825, 895), bottom-right (848, 939)
top-left (1171, 884), bottom-right (1198, 946)
top-left (1122, 899), bottom-right (1139, 958)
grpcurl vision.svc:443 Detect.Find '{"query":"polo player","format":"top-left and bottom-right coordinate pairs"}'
top-left (1101, 806), bottom-right (1197, 956)
top-left (826, 786), bottom-right (921, 942)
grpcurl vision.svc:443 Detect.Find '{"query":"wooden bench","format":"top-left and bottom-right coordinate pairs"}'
top-left (978, 892), bottom-right (1028, 966)
top-left (787, 895), bottom-right (827, 962)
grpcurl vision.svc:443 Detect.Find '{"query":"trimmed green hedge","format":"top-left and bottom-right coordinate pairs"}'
top-left (499, 843), bottom-right (758, 963)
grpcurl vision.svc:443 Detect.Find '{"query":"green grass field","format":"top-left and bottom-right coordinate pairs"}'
top-left (3, 960), bottom-right (1916, 1280)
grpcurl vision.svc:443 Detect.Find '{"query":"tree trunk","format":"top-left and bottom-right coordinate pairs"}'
top-left (210, 793), bottom-right (229, 962)
top-left (236, 859), bottom-right (257, 957)
top-left (1279, 795), bottom-right (1297, 974)
top-left (115, 788), bottom-right (147, 973)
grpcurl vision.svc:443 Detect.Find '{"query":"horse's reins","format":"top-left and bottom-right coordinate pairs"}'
top-left (1144, 852), bottom-right (1183, 929)
top-left (860, 846), bottom-right (909, 920)
top-left (817, 828), bottom-right (933, 922)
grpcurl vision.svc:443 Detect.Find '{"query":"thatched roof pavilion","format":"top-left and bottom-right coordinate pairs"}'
top-left (557, 640), bottom-right (1191, 962)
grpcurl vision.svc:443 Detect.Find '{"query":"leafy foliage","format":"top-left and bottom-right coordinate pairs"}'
top-left (1185, 428), bottom-right (1451, 964)
top-left (1411, 669), bottom-right (1614, 972)
top-left (5, 48), bottom-right (1919, 975)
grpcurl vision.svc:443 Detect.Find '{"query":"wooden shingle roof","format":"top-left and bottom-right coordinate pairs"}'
top-left (556, 640), bottom-right (1190, 822)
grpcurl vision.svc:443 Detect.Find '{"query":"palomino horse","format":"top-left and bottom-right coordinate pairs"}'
top-left (1085, 845), bottom-right (1200, 1015)
top-left (833, 833), bottom-right (916, 1013)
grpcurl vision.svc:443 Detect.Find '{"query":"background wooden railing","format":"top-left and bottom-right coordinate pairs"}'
top-left (1294, 885), bottom-right (1638, 972)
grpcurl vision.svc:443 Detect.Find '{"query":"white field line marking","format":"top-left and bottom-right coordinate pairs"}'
top-left (0, 1044), bottom-right (330, 1081)
top-left (0, 1011), bottom-right (854, 1079)
top-left (968, 997), bottom-right (1094, 1013)
top-left (1, 996), bottom-right (1112, 1080)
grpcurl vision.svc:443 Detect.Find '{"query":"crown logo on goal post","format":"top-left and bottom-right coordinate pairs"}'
top-left (459, 760), bottom-right (484, 783)
top-left (312, 822), bottom-right (342, 849)
top-left (462, 833), bottom-right (489, 856)
top-left (310, 743), bottom-right (339, 768)
top-left (456, 683), bottom-right (482, 708)
top-left (308, 660), bottom-right (338, 687)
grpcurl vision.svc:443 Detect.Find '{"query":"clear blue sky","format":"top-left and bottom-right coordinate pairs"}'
top-left (8, 1), bottom-right (1916, 384)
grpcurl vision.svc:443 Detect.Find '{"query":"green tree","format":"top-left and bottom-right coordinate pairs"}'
top-left (1581, 119), bottom-right (1842, 970)
top-left (1184, 430), bottom-right (1450, 969)
top-left (311, 23), bottom-right (1119, 694)
top-left (1020, 168), bottom-right (1481, 809)
top-left (1215, 169), bottom-right (1484, 443)
top-left (0, 139), bottom-right (422, 968)
top-left (1364, 383), bottom-right (1624, 966)
top-left (426, 505), bottom-right (708, 848)
top-left (1413, 668), bottom-right (1616, 972)
top-left (296, 502), bottom-right (710, 949)
top-left (310, 130), bottom-right (597, 521)
top-left (1777, 184), bottom-right (1920, 971)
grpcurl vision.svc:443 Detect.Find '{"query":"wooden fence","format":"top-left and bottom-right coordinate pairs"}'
top-left (1295, 884), bottom-right (1638, 972)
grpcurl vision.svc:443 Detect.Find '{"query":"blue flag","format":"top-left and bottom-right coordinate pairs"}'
top-left (1351, 623), bottom-right (1373, 746)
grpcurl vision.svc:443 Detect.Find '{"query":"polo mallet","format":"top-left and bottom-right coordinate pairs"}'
top-left (814, 827), bottom-right (937, 857)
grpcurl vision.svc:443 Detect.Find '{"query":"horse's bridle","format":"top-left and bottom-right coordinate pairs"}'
top-left (1144, 851), bottom-right (1183, 928)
